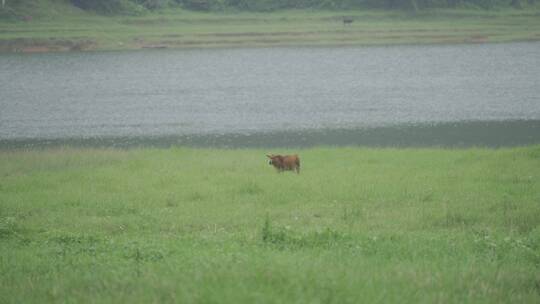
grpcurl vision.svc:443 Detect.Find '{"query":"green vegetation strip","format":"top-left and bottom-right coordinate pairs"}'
top-left (1, 7), bottom-right (540, 52)
top-left (1, 146), bottom-right (539, 303)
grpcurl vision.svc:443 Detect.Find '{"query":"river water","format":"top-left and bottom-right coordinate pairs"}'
top-left (1, 42), bottom-right (539, 148)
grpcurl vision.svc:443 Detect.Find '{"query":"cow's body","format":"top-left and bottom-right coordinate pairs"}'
top-left (343, 17), bottom-right (353, 25)
top-left (266, 154), bottom-right (300, 174)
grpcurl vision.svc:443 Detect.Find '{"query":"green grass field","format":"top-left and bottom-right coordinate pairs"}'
top-left (1, 3), bottom-right (540, 52)
top-left (1, 146), bottom-right (539, 303)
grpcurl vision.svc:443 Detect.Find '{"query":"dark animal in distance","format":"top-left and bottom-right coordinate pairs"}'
top-left (266, 154), bottom-right (300, 174)
top-left (343, 17), bottom-right (353, 25)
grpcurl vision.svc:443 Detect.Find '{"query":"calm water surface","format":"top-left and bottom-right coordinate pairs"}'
top-left (1, 42), bottom-right (539, 147)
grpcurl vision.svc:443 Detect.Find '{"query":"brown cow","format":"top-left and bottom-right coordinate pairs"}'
top-left (266, 154), bottom-right (300, 174)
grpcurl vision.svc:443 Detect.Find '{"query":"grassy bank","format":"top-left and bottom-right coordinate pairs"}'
top-left (1, 5), bottom-right (540, 52)
top-left (1, 146), bottom-right (539, 303)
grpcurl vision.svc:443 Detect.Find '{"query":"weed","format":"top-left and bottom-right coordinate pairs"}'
top-left (0, 216), bottom-right (17, 238)
top-left (262, 216), bottom-right (347, 249)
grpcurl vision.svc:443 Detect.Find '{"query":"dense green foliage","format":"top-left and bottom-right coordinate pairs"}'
top-left (1, 146), bottom-right (539, 302)
top-left (66, 0), bottom-right (539, 13)
top-left (69, 0), bottom-right (538, 13)
top-left (0, 0), bottom-right (536, 16)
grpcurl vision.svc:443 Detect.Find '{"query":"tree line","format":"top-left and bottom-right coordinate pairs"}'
top-left (2, 0), bottom-right (536, 15)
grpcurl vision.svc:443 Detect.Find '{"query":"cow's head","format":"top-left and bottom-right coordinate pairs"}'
top-left (266, 154), bottom-right (282, 167)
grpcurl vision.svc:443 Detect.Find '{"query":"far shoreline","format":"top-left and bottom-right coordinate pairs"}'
top-left (3, 39), bottom-right (538, 55)
top-left (2, 120), bottom-right (540, 150)
top-left (1, 8), bottom-right (539, 54)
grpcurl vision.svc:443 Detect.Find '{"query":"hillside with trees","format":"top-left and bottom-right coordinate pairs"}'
top-left (1, 0), bottom-right (536, 17)
top-left (65, 0), bottom-right (537, 13)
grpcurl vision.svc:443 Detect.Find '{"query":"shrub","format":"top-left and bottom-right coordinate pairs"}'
top-left (70, 0), bottom-right (146, 15)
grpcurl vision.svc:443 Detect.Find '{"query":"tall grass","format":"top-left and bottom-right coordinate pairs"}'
top-left (1, 146), bottom-right (539, 303)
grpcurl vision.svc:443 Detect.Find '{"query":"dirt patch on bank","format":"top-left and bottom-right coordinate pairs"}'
top-left (466, 35), bottom-right (489, 43)
top-left (0, 38), bottom-right (96, 53)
